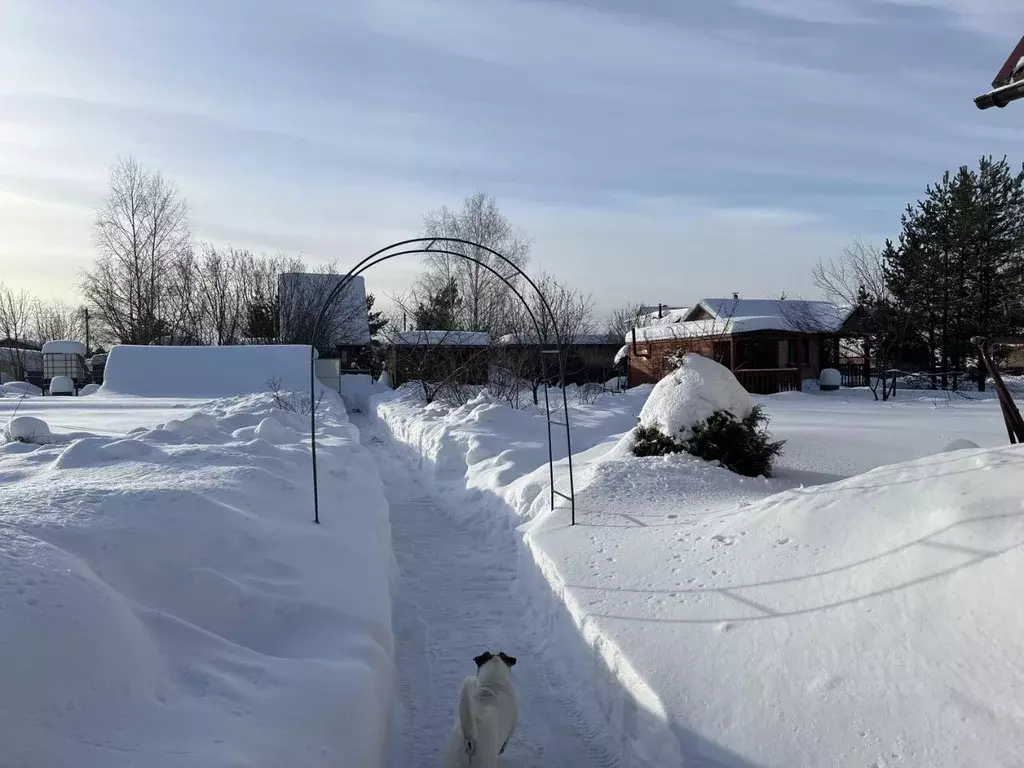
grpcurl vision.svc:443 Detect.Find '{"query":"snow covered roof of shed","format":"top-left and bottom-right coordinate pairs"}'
top-left (392, 330), bottom-right (491, 347)
top-left (627, 299), bottom-right (854, 343)
top-left (493, 333), bottom-right (618, 346)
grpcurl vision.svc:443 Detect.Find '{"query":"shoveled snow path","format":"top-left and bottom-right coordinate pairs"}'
top-left (358, 419), bottom-right (620, 768)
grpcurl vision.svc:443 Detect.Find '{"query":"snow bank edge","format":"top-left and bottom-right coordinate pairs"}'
top-left (372, 393), bottom-right (683, 767)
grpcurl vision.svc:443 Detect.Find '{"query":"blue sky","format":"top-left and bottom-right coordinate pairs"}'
top-left (2, 0), bottom-right (1023, 318)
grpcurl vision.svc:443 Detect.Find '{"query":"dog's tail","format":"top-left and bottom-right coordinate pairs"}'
top-left (458, 676), bottom-right (478, 753)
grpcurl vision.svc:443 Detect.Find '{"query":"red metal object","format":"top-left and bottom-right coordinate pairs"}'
top-left (991, 35), bottom-right (1024, 88)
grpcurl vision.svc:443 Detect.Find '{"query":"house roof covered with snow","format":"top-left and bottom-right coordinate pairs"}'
top-left (392, 330), bottom-right (491, 347)
top-left (628, 298), bottom-right (855, 343)
top-left (645, 307), bottom-right (691, 326)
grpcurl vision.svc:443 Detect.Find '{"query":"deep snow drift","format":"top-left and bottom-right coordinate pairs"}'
top-left (100, 344), bottom-right (319, 398)
top-left (375, 382), bottom-right (1024, 767)
top-left (0, 358), bottom-right (394, 766)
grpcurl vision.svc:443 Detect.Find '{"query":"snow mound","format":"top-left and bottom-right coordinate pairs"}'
top-left (638, 353), bottom-right (751, 438)
top-left (0, 396), bottom-right (394, 767)
top-left (1, 381), bottom-right (42, 397)
top-left (100, 344), bottom-right (321, 398)
top-left (254, 415), bottom-right (296, 445)
top-left (53, 437), bottom-right (163, 469)
top-left (78, 383), bottom-right (101, 396)
top-left (943, 438), bottom-right (981, 453)
top-left (49, 375), bottom-right (75, 395)
top-left (3, 416), bottom-right (51, 444)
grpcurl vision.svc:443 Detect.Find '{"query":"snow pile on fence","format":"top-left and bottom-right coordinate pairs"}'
top-left (0, 393), bottom-right (394, 767)
top-left (100, 345), bottom-right (320, 398)
top-left (638, 352), bottom-right (751, 438)
top-left (375, 382), bottom-right (1024, 766)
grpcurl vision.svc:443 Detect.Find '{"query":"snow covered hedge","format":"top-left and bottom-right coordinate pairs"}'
top-left (633, 353), bottom-right (784, 476)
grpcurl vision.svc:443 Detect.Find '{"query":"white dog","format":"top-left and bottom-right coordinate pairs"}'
top-left (441, 651), bottom-right (518, 767)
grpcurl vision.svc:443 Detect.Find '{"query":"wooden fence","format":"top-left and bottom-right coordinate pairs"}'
top-left (734, 368), bottom-right (801, 395)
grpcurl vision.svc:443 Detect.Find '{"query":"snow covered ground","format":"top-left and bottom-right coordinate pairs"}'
top-left (360, 417), bottom-right (620, 768)
top-left (374, 383), bottom-right (1024, 767)
top-left (0, 346), bottom-right (395, 768)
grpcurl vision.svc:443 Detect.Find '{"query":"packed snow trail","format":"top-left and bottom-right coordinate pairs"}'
top-left (358, 418), bottom-right (621, 768)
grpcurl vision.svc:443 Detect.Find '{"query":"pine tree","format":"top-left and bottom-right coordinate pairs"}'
top-left (413, 278), bottom-right (461, 330)
top-left (884, 156), bottom-right (1024, 391)
top-left (366, 293), bottom-right (388, 337)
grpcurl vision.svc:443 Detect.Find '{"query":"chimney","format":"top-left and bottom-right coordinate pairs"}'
top-left (732, 292), bottom-right (739, 300)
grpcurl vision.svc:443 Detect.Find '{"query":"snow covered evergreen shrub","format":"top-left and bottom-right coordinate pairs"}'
top-left (631, 405), bottom-right (783, 476)
top-left (682, 404), bottom-right (784, 477)
top-left (632, 425), bottom-right (684, 457)
top-left (631, 353), bottom-right (784, 475)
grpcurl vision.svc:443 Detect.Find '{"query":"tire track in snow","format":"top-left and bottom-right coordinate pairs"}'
top-left (360, 421), bottom-right (620, 768)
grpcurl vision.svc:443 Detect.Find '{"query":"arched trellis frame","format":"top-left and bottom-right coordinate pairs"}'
top-left (308, 237), bottom-right (576, 527)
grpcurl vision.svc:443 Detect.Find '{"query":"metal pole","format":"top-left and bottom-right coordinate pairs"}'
top-left (310, 348), bottom-right (321, 524)
top-left (542, 355), bottom-right (555, 510)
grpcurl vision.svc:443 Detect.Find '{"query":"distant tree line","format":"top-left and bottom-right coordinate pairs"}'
top-left (7, 155), bottom-right (631, 403)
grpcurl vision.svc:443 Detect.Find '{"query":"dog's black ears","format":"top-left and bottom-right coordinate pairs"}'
top-left (473, 652), bottom-right (494, 668)
top-left (498, 652), bottom-right (517, 667)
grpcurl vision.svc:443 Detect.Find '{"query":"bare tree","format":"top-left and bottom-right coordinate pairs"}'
top-left (81, 156), bottom-right (191, 345)
top-left (605, 302), bottom-right (650, 342)
top-left (278, 264), bottom-right (371, 354)
top-left (814, 239), bottom-right (911, 400)
top-left (34, 300), bottom-right (85, 344)
top-left (380, 327), bottom-right (490, 406)
top-left (196, 244), bottom-right (244, 345)
top-left (421, 193), bottom-right (531, 333)
top-left (0, 283), bottom-right (37, 379)
top-left (500, 271), bottom-right (595, 404)
top-left (237, 251), bottom-right (298, 343)
top-left (163, 246), bottom-right (204, 344)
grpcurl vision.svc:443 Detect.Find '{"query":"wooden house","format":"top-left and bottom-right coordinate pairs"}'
top-left (626, 298), bottom-right (859, 394)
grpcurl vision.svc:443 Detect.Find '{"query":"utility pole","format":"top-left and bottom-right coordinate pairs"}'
top-left (83, 307), bottom-right (90, 354)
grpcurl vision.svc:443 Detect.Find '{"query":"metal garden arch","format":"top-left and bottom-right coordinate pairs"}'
top-left (308, 237), bottom-right (576, 526)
